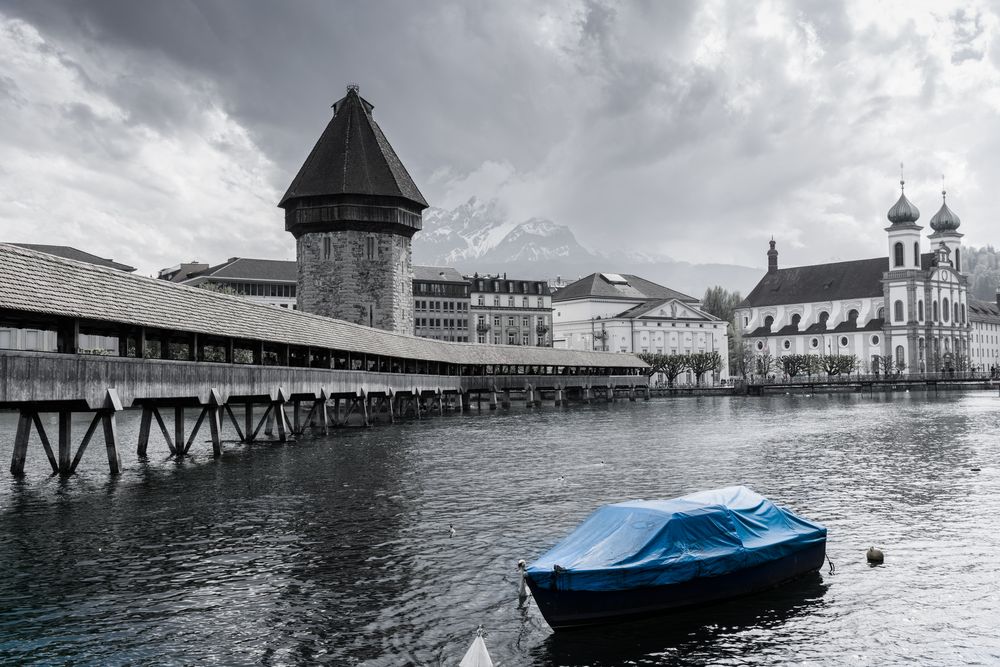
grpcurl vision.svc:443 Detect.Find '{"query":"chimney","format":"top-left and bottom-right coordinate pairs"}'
top-left (767, 238), bottom-right (779, 275)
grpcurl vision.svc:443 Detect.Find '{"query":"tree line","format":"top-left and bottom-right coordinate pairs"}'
top-left (635, 351), bottom-right (723, 386)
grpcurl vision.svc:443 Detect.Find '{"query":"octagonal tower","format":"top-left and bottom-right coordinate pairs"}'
top-left (280, 85), bottom-right (427, 333)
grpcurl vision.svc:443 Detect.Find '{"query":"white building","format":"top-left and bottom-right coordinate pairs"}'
top-left (553, 272), bottom-right (729, 382)
top-left (735, 183), bottom-right (999, 374)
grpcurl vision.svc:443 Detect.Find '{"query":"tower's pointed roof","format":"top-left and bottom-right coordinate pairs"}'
top-left (887, 180), bottom-right (920, 224)
top-left (279, 86), bottom-right (428, 208)
top-left (929, 189), bottom-right (961, 232)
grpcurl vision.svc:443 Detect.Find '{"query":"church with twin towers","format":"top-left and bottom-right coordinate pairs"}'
top-left (737, 177), bottom-right (1000, 374)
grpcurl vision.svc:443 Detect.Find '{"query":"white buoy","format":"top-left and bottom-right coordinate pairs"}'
top-left (449, 524), bottom-right (456, 538)
top-left (867, 546), bottom-right (884, 564)
top-left (517, 559), bottom-right (528, 602)
top-left (459, 625), bottom-right (494, 667)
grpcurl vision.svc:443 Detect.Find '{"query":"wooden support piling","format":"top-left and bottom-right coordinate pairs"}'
top-left (137, 406), bottom-right (153, 456)
top-left (30, 412), bottom-right (59, 473)
top-left (244, 401), bottom-right (255, 442)
top-left (183, 406), bottom-right (208, 454)
top-left (10, 410), bottom-right (31, 476)
top-left (102, 412), bottom-right (121, 474)
top-left (58, 410), bottom-right (72, 473)
top-left (208, 389), bottom-right (223, 457)
top-left (224, 404), bottom-right (245, 442)
top-left (68, 412), bottom-right (102, 474)
top-left (150, 406), bottom-right (177, 455)
top-left (174, 406), bottom-right (185, 454)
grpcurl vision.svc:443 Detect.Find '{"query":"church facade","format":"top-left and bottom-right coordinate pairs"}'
top-left (735, 182), bottom-right (996, 374)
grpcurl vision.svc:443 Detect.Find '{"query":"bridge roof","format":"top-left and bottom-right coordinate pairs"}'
top-left (0, 244), bottom-right (645, 369)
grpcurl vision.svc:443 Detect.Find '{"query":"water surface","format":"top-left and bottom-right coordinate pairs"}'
top-left (1, 392), bottom-right (999, 664)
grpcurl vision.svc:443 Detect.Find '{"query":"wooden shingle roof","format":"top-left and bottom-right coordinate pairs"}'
top-left (0, 244), bottom-right (644, 369)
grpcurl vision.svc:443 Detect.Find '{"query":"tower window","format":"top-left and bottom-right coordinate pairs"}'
top-left (914, 241), bottom-right (920, 267)
top-left (893, 242), bottom-right (904, 268)
top-left (322, 237), bottom-right (332, 260)
top-left (918, 300), bottom-right (924, 321)
top-left (366, 236), bottom-right (377, 260)
top-left (894, 300), bottom-right (904, 323)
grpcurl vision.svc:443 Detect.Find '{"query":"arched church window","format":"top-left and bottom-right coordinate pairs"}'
top-left (895, 345), bottom-right (905, 367)
top-left (914, 241), bottom-right (920, 267)
top-left (954, 302), bottom-right (959, 324)
top-left (791, 314), bottom-right (801, 330)
top-left (933, 301), bottom-right (939, 322)
top-left (877, 307), bottom-right (884, 320)
top-left (918, 300), bottom-right (924, 321)
top-left (848, 309), bottom-right (859, 326)
top-left (764, 315), bottom-right (774, 330)
top-left (962, 304), bottom-right (967, 324)
top-left (943, 298), bottom-right (950, 323)
top-left (894, 300), bottom-right (904, 322)
top-left (893, 242), bottom-right (904, 267)
top-left (955, 248), bottom-right (961, 272)
top-left (819, 311), bottom-right (829, 329)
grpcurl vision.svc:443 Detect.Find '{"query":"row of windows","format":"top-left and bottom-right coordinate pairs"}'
top-left (415, 300), bottom-right (468, 312)
top-left (416, 318), bottom-right (469, 329)
top-left (480, 315), bottom-right (549, 328)
top-left (892, 298), bottom-right (966, 324)
top-left (475, 295), bottom-right (547, 308)
top-left (213, 281), bottom-right (296, 298)
top-left (472, 280), bottom-right (547, 295)
top-left (477, 333), bottom-right (541, 345)
top-left (415, 282), bottom-right (470, 297)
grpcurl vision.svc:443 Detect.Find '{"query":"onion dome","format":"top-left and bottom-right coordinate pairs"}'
top-left (929, 190), bottom-right (961, 232)
top-left (887, 180), bottom-right (920, 224)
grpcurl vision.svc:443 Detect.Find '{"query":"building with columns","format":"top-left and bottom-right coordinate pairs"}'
top-left (279, 85), bottom-right (427, 334)
top-left (553, 272), bottom-right (729, 382)
top-left (736, 182), bottom-right (987, 373)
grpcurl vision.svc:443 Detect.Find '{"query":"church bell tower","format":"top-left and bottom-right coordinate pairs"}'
top-left (279, 85), bottom-right (428, 333)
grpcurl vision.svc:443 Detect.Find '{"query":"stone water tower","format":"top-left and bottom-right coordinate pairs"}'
top-left (280, 85), bottom-right (427, 333)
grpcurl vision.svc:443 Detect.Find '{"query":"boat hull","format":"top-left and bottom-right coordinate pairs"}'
top-left (526, 540), bottom-right (826, 630)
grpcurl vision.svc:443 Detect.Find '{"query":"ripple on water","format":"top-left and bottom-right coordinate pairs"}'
top-left (1, 393), bottom-right (1000, 664)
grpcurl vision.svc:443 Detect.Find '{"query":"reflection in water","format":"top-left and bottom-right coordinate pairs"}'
top-left (1, 392), bottom-right (1000, 664)
top-left (537, 572), bottom-right (828, 666)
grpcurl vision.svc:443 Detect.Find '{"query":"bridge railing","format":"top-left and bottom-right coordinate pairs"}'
top-left (0, 350), bottom-right (649, 409)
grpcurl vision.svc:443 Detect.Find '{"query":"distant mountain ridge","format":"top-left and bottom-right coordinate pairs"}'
top-left (413, 197), bottom-right (761, 297)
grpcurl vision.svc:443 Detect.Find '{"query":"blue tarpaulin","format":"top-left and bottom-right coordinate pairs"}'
top-left (526, 486), bottom-right (826, 592)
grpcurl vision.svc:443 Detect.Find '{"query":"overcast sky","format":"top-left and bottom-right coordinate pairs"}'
top-left (1, 0), bottom-right (999, 275)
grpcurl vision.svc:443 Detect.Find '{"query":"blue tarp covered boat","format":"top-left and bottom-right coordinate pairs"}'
top-left (525, 486), bottom-right (826, 629)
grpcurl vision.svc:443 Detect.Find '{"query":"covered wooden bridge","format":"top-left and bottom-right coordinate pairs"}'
top-left (0, 244), bottom-right (648, 476)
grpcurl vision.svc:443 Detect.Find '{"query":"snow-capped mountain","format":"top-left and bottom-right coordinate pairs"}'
top-left (413, 197), bottom-right (761, 297)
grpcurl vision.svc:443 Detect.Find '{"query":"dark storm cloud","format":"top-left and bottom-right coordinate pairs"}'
top-left (2, 0), bottom-right (1000, 274)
